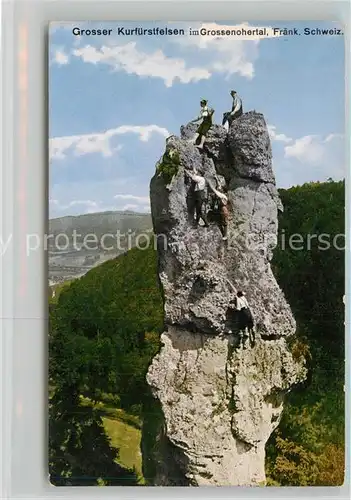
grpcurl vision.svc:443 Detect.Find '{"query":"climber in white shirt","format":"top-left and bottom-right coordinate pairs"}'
top-left (236, 292), bottom-right (249, 311)
top-left (186, 170), bottom-right (207, 192)
top-left (185, 169), bottom-right (209, 227)
top-left (235, 291), bottom-right (255, 347)
top-left (231, 90), bottom-right (243, 117)
top-left (222, 90), bottom-right (243, 129)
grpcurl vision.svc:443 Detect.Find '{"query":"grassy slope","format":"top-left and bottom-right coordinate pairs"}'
top-left (103, 417), bottom-right (142, 479)
top-left (77, 394), bottom-right (143, 481)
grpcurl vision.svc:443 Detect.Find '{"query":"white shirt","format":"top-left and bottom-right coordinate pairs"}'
top-left (236, 296), bottom-right (249, 310)
top-left (212, 187), bottom-right (228, 205)
top-left (193, 106), bottom-right (209, 122)
top-left (232, 95), bottom-right (242, 114)
top-left (188, 172), bottom-right (206, 191)
top-left (200, 106), bottom-right (209, 118)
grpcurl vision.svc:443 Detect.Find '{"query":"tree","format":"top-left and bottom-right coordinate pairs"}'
top-left (49, 245), bottom-right (163, 484)
top-left (267, 180), bottom-right (345, 486)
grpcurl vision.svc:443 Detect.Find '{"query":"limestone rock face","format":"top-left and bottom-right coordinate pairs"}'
top-left (142, 111), bottom-right (307, 486)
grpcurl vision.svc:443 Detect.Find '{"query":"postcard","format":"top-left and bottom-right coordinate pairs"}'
top-left (48, 21), bottom-right (345, 486)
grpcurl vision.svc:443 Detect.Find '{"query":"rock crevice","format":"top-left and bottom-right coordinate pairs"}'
top-left (142, 111), bottom-right (307, 486)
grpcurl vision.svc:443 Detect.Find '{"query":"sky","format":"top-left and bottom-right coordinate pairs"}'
top-left (49, 21), bottom-right (345, 218)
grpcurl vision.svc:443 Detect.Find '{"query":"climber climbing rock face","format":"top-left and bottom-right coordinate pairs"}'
top-left (236, 291), bottom-right (255, 348)
top-left (185, 169), bottom-right (209, 228)
top-left (189, 99), bottom-right (214, 149)
top-left (222, 90), bottom-right (243, 128)
top-left (208, 182), bottom-right (230, 241)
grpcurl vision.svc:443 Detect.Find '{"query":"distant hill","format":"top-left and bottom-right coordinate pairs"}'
top-left (48, 210), bottom-right (153, 285)
top-left (49, 210), bottom-right (152, 238)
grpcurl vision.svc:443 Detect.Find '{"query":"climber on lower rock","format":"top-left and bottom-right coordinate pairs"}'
top-left (189, 99), bottom-right (214, 149)
top-left (185, 169), bottom-right (209, 228)
top-left (235, 291), bottom-right (255, 347)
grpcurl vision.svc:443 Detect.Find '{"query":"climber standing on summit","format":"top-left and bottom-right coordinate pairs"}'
top-left (189, 99), bottom-right (214, 149)
top-left (185, 169), bottom-right (209, 228)
top-left (235, 291), bottom-right (255, 347)
top-left (222, 90), bottom-right (243, 128)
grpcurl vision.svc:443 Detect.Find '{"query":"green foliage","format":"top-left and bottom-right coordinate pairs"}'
top-left (49, 387), bottom-right (138, 486)
top-left (266, 434), bottom-right (344, 486)
top-left (50, 245), bottom-right (163, 405)
top-left (140, 390), bottom-right (166, 485)
top-left (267, 180), bottom-right (345, 486)
top-left (273, 180), bottom-right (345, 360)
top-left (49, 245), bottom-right (163, 484)
top-left (287, 336), bottom-right (312, 362)
top-left (156, 149), bottom-right (181, 184)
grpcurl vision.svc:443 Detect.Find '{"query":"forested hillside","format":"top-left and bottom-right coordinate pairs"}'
top-left (49, 247), bottom-right (163, 485)
top-left (266, 180), bottom-right (345, 485)
top-left (49, 180), bottom-right (345, 486)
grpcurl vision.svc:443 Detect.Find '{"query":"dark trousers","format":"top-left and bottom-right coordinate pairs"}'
top-left (220, 207), bottom-right (229, 238)
top-left (239, 308), bottom-right (255, 346)
top-left (231, 107), bottom-right (243, 121)
top-left (222, 107), bottom-right (243, 126)
top-left (221, 223), bottom-right (228, 238)
top-left (194, 191), bottom-right (209, 226)
top-left (239, 308), bottom-right (254, 330)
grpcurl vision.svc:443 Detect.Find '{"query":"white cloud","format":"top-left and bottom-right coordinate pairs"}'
top-left (68, 23), bottom-right (282, 84)
top-left (72, 43), bottom-right (211, 87)
top-left (284, 134), bottom-right (337, 165)
top-left (325, 133), bottom-right (344, 143)
top-left (113, 125), bottom-right (169, 142)
top-left (267, 124), bottom-right (345, 186)
top-left (53, 48), bottom-right (70, 65)
top-left (49, 198), bottom-right (119, 215)
top-left (49, 199), bottom-right (98, 214)
top-left (178, 22), bottom-right (282, 79)
top-left (268, 125), bottom-right (293, 143)
top-left (284, 133), bottom-right (345, 183)
top-left (114, 194), bottom-right (151, 213)
top-left (49, 124), bottom-right (170, 161)
top-left (275, 132), bottom-right (345, 187)
top-left (66, 200), bottom-right (98, 208)
top-left (114, 194), bottom-right (150, 204)
top-left (49, 177), bottom-right (143, 218)
top-left (122, 204), bottom-right (139, 211)
top-left (51, 196), bottom-right (151, 216)
top-left (269, 126), bottom-right (344, 174)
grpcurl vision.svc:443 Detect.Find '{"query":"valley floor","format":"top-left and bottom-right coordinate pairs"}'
top-left (79, 396), bottom-right (145, 484)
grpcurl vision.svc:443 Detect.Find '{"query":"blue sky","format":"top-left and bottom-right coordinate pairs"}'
top-left (49, 21), bottom-right (345, 218)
